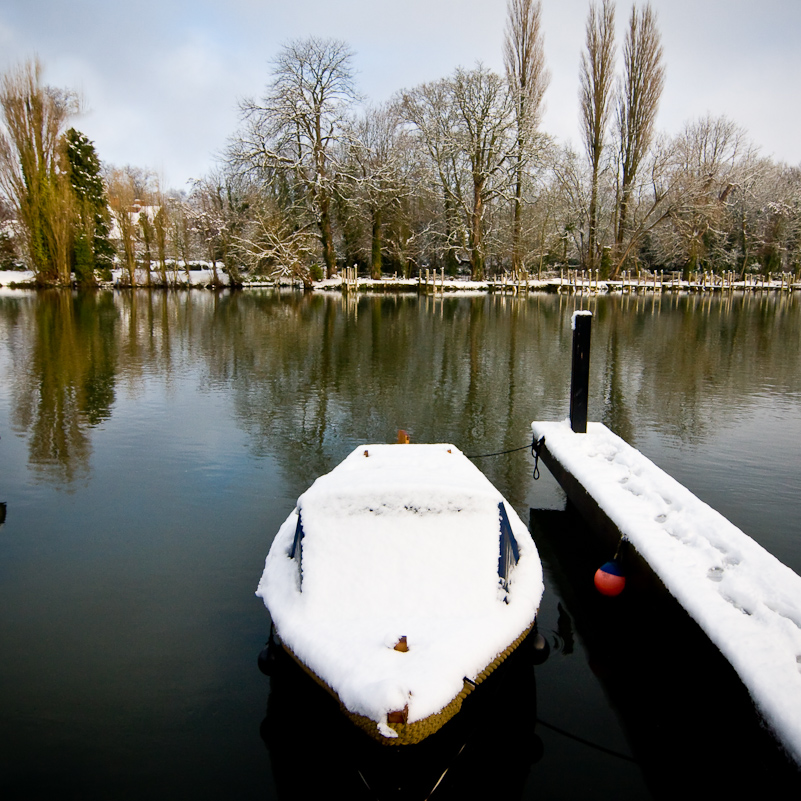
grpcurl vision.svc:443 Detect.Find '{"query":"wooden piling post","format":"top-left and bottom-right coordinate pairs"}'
top-left (570, 312), bottom-right (592, 433)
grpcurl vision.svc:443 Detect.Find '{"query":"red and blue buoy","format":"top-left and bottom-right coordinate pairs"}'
top-left (594, 559), bottom-right (626, 596)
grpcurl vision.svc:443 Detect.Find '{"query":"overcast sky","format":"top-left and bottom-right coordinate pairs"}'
top-left (1, 0), bottom-right (799, 189)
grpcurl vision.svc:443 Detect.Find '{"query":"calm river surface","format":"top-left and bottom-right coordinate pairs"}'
top-left (1, 288), bottom-right (800, 798)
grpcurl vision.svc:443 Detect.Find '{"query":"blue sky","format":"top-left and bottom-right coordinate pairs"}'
top-left (1, 0), bottom-right (799, 189)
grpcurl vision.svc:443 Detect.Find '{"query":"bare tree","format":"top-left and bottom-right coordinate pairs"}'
top-left (339, 103), bottom-right (415, 279)
top-left (402, 65), bottom-right (516, 280)
top-left (233, 196), bottom-right (319, 287)
top-left (400, 78), bottom-right (462, 273)
top-left (232, 37), bottom-right (358, 278)
top-left (106, 168), bottom-right (138, 286)
top-left (452, 65), bottom-right (518, 280)
top-left (152, 200), bottom-right (170, 285)
top-left (610, 133), bottom-right (676, 271)
top-left (504, 0), bottom-right (549, 277)
top-left (580, 0), bottom-right (616, 272)
top-left (550, 144), bottom-right (593, 265)
top-left (667, 115), bottom-right (746, 273)
top-left (188, 170), bottom-right (253, 286)
top-left (614, 2), bottom-right (664, 273)
top-left (106, 166), bottom-right (156, 286)
top-left (168, 198), bottom-right (196, 282)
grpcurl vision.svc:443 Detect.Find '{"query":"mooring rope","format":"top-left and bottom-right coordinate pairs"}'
top-left (465, 433), bottom-right (537, 460)
top-left (536, 718), bottom-right (638, 763)
top-left (465, 442), bottom-right (532, 459)
top-left (466, 434), bottom-right (546, 480)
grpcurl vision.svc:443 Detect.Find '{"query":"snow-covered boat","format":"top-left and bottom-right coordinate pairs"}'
top-left (256, 443), bottom-right (544, 745)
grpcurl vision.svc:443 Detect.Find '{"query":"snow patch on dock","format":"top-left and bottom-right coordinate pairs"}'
top-left (531, 420), bottom-right (801, 765)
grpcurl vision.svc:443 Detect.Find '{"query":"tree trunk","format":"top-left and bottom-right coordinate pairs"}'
top-left (470, 185), bottom-right (484, 280)
top-left (588, 173), bottom-right (599, 272)
top-left (512, 162), bottom-right (523, 278)
top-left (615, 183), bottom-right (631, 275)
top-left (318, 188), bottom-right (336, 279)
top-left (371, 206), bottom-right (382, 280)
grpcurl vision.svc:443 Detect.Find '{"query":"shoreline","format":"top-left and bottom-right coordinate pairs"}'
top-left (1, 269), bottom-right (799, 295)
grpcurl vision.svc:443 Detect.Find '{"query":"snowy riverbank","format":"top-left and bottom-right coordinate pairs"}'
top-left (2, 269), bottom-right (798, 293)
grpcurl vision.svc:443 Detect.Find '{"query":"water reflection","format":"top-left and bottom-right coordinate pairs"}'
top-left (260, 631), bottom-right (541, 800)
top-left (2, 289), bottom-right (799, 503)
top-left (529, 506), bottom-right (801, 796)
top-left (4, 291), bottom-right (118, 484)
top-left (1, 288), bottom-right (800, 798)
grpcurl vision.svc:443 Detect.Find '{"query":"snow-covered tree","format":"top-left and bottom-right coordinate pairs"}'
top-left (64, 128), bottom-right (114, 284)
top-left (665, 115), bottom-right (747, 273)
top-left (338, 103), bottom-right (416, 278)
top-left (402, 65), bottom-right (517, 279)
top-left (232, 37), bottom-right (359, 278)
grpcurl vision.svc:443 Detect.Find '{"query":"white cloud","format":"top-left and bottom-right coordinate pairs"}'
top-left (1, 0), bottom-right (799, 188)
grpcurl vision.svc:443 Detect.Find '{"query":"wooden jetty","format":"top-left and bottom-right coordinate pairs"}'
top-left (532, 312), bottom-right (801, 766)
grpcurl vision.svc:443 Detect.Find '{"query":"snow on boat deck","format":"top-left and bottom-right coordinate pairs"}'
top-left (531, 420), bottom-right (801, 765)
top-left (257, 444), bottom-right (543, 740)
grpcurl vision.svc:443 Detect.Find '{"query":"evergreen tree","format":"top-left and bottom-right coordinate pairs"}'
top-left (64, 128), bottom-right (114, 283)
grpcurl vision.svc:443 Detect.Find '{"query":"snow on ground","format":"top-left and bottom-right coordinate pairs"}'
top-left (1, 269), bottom-right (797, 293)
top-left (531, 419), bottom-right (801, 765)
top-left (0, 268), bottom-right (227, 287)
top-left (0, 270), bottom-right (553, 292)
top-left (0, 269), bottom-right (35, 286)
top-left (256, 443), bottom-right (543, 737)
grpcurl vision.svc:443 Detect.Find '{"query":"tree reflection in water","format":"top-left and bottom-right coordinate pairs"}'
top-left (0, 287), bottom-right (800, 798)
top-left (1, 288), bottom-right (799, 504)
top-left (5, 291), bottom-right (117, 484)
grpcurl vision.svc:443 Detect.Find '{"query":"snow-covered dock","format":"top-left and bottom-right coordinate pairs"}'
top-left (531, 420), bottom-right (801, 766)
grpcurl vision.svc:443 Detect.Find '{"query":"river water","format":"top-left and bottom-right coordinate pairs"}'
top-left (0, 288), bottom-right (799, 798)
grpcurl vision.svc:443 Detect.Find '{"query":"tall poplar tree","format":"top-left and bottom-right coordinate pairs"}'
top-left (580, 0), bottom-right (616, 273)
top-left (504, 0), bottom-right (549, 277)
top-left (615, 2), bottom-right (665, 270)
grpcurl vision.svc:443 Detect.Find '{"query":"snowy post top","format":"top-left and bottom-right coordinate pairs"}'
top-left (571, 309), bottom-right (593, 330)
top-left (531, 419), bottom-right (801, 765)
top-left (257, 443), bottom-right (543, 739)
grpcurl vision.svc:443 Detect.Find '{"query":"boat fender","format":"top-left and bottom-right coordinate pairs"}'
top-left (531, 631), bottom-right (550, 665)
top-left (594, 559), bottom-right (626, 597)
